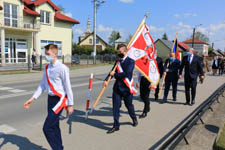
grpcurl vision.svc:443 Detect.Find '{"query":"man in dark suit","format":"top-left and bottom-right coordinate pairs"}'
top-left (162, 52), bottom-right (181, 102)
top-left (179, 48), bottom-right (204, 106)
top-left (104, 44), bottom-right (138, 134)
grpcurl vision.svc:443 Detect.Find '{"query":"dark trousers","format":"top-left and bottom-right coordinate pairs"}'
top-left (140, 77), bottom-right (150, 113)
top-left (112, 90), bottom-right (137, 128)
top-left (184, 77), bottom-right (197, 103)
top-left (154, 83), bottom-right (160, 98)
top-left (43, 96), bottom-right (64, 150)
top-left (219, 67), bottom-right (224, 75)
top-left (163, 73), bottom-right (178, 100)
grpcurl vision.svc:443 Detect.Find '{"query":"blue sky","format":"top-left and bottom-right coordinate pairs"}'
top-left (52, 0), bottom-right (225, 50)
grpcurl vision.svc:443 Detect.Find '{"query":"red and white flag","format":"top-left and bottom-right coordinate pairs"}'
top-left (127, 21), bottom-right (160, 86)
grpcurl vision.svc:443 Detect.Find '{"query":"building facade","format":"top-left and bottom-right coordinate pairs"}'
top-left (183, 38), bottom-right (209, 56)
top-left (0, 0), bottom-right (79, 65)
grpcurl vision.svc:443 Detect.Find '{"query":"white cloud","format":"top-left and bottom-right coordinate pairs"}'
top-left (97, 24), bottom-right (113, 32)
top-left (174, 13), bottom-right (198, 18)
top-left (64, 12), bottom-right (72, 18)
top-left (149, 25), bottom-right (165, 33)
top-left (73, 28), bottom-right (83, 35)
top-left (119, 0), bottom-right (134, 3)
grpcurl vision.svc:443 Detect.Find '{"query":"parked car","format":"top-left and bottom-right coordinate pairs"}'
top-left (72, 56), bottom-right (80, 64)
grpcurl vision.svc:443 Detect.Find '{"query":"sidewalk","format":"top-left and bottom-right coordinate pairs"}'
top-left (1, 74), bottom-right (225, 150)
top-left (0, 65), bottom-right (113, 84)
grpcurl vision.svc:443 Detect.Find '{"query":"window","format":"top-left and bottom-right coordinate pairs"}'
top-left (4, 3), bottom-right (18, 27)
top-left (40, 10), bottom-right (50, 24)
top-left (96, 39), bottom-right (99, 44)
top-left (89, 39), bottom-right (92, 44)
top-left (41, 40), bottom-right (62, 56)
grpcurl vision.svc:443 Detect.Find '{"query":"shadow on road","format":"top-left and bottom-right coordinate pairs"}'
top-left (64, 106), bottom-right (142, 134)
top-left (0, 133), bottom-right (47, 150)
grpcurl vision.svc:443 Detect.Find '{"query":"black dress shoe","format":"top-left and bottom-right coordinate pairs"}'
top-left (191, 100), bottom-right (195, 105)
top-left (173, 98), bottom-right (176, 101)
top-left (132, 119), bottom-right (138, 127)
top-left (184, 102), bottom-right (190, 105)
top-left (155, 96), bottom-right (158, 100)
top-left (139, 112), bottom-right (147, 119)
top-left (107, 127), bottom-right (119, 134)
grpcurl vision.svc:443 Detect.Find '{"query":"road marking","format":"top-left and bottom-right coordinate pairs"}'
top-left (0, 124), bottom-right (16, 134)
top-left (8, 89), bottom-right (26, 93)
top-left (0, 87), bottom-right (13, 90)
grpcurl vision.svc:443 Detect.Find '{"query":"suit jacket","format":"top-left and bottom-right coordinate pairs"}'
top-left (156, 56), bottom-right (164, 78)
top-left (105, 56), bottom-right (135, 93)
top-left (164, 58), bottom-right (180, 77)
top-left (179, 55), bottom-right (204, 80)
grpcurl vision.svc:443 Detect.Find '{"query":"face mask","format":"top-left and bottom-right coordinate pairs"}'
top-left (118, 53), bottom-right (124, 58)
top-left (186, 52), bottom-right (191, 56)
top-left (170, 57), bottom-right (175, 61)
top-left (45, 55), bottom-right (53, 62)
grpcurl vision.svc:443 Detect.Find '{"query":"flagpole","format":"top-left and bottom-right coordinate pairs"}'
top-left (128, 12), bottom-right (149, 48)
top-left (158, 33), bottom-right (178, 97)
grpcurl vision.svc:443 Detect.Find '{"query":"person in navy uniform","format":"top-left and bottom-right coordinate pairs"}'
top-left (162, 52), bottom-right (180, 103)
top-left (104, 44), bottom-right (138, 134)
top-left (24, 44), bottom-right (74, 150)
top-left (179, 48), bottom-right (204, 106)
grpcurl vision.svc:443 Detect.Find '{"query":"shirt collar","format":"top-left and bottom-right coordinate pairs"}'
top-left (122, 55), bottom-right (128, 61)
top-left (51, 60), bottom-right (60, 67)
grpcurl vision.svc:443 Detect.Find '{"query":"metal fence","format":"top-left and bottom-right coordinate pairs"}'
top-left (0, 54), bottom-right (117, 71)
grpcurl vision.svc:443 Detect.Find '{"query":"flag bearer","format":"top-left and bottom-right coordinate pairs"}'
top-left (104, 44), bottom-right (138, 134)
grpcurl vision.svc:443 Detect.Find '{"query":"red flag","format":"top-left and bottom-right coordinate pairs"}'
top-left (128, 22), bottom-right (160, 86)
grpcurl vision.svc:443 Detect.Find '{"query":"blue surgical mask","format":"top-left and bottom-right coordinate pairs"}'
top-left (186, 52), bottom-right (191, 56)
top-left (45, 55), bottom-right (53, 62)
top-left (170, 57), bottom-right (175, 61)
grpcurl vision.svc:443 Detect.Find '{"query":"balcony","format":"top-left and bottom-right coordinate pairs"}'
top-left (0, 14), bottom-right (40, 32)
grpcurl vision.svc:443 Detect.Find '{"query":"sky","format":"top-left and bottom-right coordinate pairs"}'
top-left (52, 0), bottom-right (225, 50)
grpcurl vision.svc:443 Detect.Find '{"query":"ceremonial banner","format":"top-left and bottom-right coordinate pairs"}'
top-left (172, 36), bottom-right (180, 60)
top-left (127, 21), bottom-right (160, 86)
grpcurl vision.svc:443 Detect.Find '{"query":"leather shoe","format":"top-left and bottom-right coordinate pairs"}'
top-left (155, 96), bottom-right (158, 100)
top-left (132, 119), bottom-right (138, 127)
top-left (191, 100), bottom-right (195, 105)
top-left (107, 127), bottom-right (119, 134)
top-left (173, 98), bottom-right (176, 101)
top-left (184, 102), bottom-right (190, 105)
top-left (139, 112), bottom-right (147, 119)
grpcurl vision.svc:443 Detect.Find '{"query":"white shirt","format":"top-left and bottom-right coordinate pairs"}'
top-left (188, 54), bottom-right (194, 64)
top-left (32, 60), bottom-right (74, 106)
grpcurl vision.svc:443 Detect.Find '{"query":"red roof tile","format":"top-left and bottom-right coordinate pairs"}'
top-left (55, 12), bottom-right (80, 24)
top-left (25, 0), bottom-right (59, 11)
top-left (178, 42), bottom-right (190, 51)
top-left (183, 38), bottom-right (208, 45)
top-left (24, 6), bottom-right (40, 16)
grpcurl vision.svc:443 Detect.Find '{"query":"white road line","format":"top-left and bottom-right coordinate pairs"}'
top-left (0, 124), bottom-right (16, 134)
top-left (0, 87), bottom-right (13, 90)
top-left (0, 80), bottom-right (107, 100)
top-left (8, 89), bottom-right (26, 93)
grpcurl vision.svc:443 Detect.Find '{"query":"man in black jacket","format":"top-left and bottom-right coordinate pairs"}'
top-left (179, 48), bottom-right (204, 106)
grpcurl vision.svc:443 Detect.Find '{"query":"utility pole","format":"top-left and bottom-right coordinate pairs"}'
top-left (192, 24), bottom-right (202, 48)
top-left (93, 0), bottom-right (97, 64)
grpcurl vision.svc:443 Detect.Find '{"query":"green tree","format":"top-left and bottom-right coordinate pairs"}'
top-left (191, 31), bottom-right (209, 42)
top-left (162, 32), bottom-right (168, 40)
top-left (126, 34), bottom-right (133, 44)
top-left (108, 31), bottom-right (121, 46)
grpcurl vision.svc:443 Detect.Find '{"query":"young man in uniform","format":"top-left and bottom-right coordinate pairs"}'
top-left (24, 44), bottom-right (74, 150)
top-left (104, 44), bottom-right (138, 134)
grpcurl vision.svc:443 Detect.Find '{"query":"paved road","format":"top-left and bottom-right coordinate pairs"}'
top-left (0, 67), bottom-right (224, 150)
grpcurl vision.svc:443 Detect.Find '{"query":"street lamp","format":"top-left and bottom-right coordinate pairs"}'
top-left (192, 24), bottom-right (202, 48)
top-left (93, 0), bottom-right (105, 64)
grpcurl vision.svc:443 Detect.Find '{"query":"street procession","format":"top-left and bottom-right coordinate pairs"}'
top-left (0, 0), bottom-right (225, 150)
